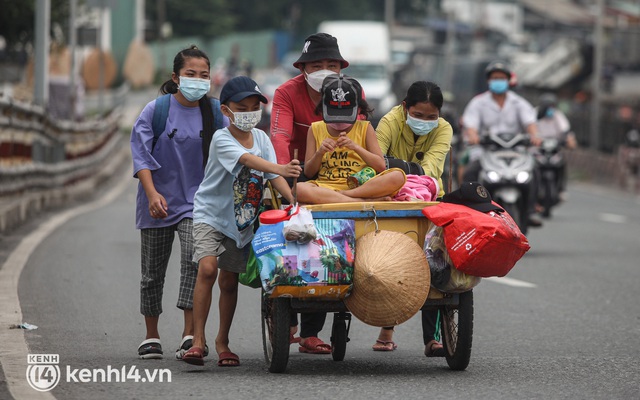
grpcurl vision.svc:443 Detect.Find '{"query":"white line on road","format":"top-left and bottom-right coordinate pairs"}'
top-left (598, 213), bottom-right (628, 224)
top-left (0, 172), bottom-right (131, 400)
top-left (484, 276), bottom-right (537, 288)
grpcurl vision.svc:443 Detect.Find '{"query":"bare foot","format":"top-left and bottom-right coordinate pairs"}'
top-left (368, 196), bottom-right (393, 202)
top-left (290, 325), bottom-right (300, 344)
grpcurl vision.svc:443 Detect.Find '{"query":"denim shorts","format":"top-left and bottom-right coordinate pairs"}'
top-left (192, 223), bottom-right (250, 274)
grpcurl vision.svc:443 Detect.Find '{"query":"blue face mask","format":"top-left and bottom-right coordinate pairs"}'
top-left (179, 76), bottom-right (210, 102)
top-left (545, 107), bottom-right (555, 118)
top-left (488, 79), bottom-right (509, 94)
top-left (406, 114), bottom-right (438, 136)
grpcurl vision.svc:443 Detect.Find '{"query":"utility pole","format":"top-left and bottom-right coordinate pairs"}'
top-left (34, 0), bottom-right (51, 106)
top-left (69, 0), bottom-right (77, 119)
top-left (384, 0), bottom-right (395, 28)
top-left (590, 0), bottom-right (605, 151)
top-left (443, 11), bottom-right (456, 93)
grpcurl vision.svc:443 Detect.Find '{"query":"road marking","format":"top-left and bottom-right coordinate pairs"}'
top-left (0, 171), bottom-right (131, 400)
top-left (598, 213), bottom-right (627, 224)
top-left (484, 276), bottom-right (537, 288)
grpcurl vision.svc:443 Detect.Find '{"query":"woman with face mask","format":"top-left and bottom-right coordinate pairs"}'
top-left (130, 46), bottom-right (226, 361)
top-left (373, 80), bottom-right (453, 357)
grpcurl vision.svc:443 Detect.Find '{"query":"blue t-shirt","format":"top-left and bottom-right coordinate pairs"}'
top-left (130, 95), bottom-right (225, 229)
top-left (193, 127), bottom-right (279, 248)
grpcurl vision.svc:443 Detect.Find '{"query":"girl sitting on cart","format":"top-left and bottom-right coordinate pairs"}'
top-left (296, 74), bottom-right (405, 204)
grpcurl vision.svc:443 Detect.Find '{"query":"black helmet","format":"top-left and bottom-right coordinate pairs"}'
top-left (485, 61), bottom-right (512, 79)
top-left (538, 93), bottom-right (557, 107)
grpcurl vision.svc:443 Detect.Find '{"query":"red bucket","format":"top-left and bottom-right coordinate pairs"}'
top-left (259, 205), bottom-right (298, 224)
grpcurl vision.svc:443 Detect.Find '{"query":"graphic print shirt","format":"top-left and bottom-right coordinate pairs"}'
top-left (193, 127), bottom-right (278, 248)
top-left (308, 120), bottom-right (369, 191)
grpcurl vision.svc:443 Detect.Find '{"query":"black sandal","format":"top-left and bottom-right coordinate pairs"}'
top-left (424, 340), bottom-right (446, 357)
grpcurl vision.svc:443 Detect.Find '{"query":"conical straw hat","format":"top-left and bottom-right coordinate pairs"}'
top-left (344, 230), bottom-right (430, 327)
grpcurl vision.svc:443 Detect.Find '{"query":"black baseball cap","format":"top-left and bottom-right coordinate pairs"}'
top-left (220, 76), bottom-right (268, 105)
top-left (442, 182), bottom-right (504, 213)
top-left (321, 74), bottom-right (360, 124)
top-left (293, 33), bottom-right (349, 69)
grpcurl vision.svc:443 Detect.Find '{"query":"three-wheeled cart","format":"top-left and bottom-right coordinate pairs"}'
top-left (260, 201), bottom-right (473, 373)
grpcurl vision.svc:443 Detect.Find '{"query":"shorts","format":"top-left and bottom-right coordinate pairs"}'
top-left (192, 223), bottom-right (250, 274)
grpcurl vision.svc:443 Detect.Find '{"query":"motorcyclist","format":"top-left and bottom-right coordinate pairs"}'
top-left (461, 61), bottom-right (543, 227)
top-left (536, 93), bottom-right (577, 201)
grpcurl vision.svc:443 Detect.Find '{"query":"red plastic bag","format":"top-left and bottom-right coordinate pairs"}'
top-left (422, 202), bottom-right (530, 277)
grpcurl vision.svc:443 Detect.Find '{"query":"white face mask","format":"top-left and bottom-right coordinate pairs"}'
top-left (227, 108), bottom-right (262, 132)
top-left (305, 69), bottom-right (335, 92)
top-left (178, 76), bottom-right (210, 102)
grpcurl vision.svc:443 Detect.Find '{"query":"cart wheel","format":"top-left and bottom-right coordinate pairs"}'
top-left (330, 312), bottom-right (350, 361)
top-left (441, 290), bottom-right (473, 371)
top-left (261, 296), bottom-right (290, 373)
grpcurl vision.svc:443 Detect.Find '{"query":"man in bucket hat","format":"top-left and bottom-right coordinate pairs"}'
top-left (270, 33), bottom-right (352, 165)
top-left (270, 33), bottom-right (361, 354)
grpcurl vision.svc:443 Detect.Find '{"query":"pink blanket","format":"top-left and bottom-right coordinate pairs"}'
top-left (394, 174), bottom-right (440, 201)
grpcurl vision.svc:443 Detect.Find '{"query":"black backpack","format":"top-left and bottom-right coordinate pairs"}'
top-left (151, 94), bottom-right (224, 167)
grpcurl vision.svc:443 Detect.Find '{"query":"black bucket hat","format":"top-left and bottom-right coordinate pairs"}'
top-left (293, 33), bottom-right (349, 69)
top-left (442, 182), bottom-right (504, 213)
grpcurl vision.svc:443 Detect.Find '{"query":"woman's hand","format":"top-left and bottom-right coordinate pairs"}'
top-left (148, 193), bottom-right (168, 219)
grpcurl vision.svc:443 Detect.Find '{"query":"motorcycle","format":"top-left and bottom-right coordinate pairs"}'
top-left (476, 132), bottom-right (536, 236)
top-left (535, 138), bottom-right (566, 218)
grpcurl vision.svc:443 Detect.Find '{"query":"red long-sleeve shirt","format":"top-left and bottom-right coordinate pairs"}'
top-left (270, 74), bottom-right (319, 164)
top-left (270, 74), bottom-right (366, 164)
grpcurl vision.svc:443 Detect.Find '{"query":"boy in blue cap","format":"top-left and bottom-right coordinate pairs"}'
top-left (183, 76), bottom-right (301, 366)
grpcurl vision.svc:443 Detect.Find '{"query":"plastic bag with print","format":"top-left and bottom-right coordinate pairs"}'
top-left (422, 202), bottom-right (530, 277)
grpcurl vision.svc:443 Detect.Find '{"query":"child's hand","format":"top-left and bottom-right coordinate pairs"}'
top-left (336, 132), bottom-right (356, 150)
top-left (280, 159), bottom-right (302, 178)
top-left (318, 138), bottom-right (337, 155)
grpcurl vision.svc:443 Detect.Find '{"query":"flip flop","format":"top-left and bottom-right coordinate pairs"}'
top-left (372, 340), bottom-right (398, 351)
top-left (182, 346), bottom-right (205, 366)
top-left (424, 340), bottom-right (446, 357)
top-left (217, 351), bottom-right (240, 367)
top-left (298, 337), bottom-right (331, 354)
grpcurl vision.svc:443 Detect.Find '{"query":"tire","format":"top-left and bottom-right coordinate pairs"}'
top-left (261, 296), bottom-right (290, 373)
top-left (501, 202), bottom-right (527, 236)
top-left (330, 313), bottom-right (348, 362)
top-left (441, 290), bottom-right (474, 371)
top-left (542, 178), bottom-right (554, 218)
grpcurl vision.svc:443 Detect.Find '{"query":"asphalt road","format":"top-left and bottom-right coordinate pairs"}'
top-left (2, 173), bottom-right (640, 399)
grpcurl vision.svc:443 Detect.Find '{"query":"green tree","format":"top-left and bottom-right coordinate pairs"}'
top-left (146, 0), bottom-right (234, 39)
top-left (0, 0), bottom-right (71, 50)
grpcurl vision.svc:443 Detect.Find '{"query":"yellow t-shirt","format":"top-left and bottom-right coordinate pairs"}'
top-left (308, 120), bottom-right (370, 191)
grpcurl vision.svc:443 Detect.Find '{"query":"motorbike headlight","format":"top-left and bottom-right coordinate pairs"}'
top-left (516, 171), bottom-right (530, 183)
top-left (486, 170), bottom-right (501, 183)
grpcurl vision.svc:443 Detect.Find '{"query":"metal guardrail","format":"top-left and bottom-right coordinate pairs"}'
top-left (0, 90), bottom-right (125, 196)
